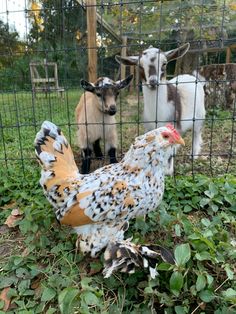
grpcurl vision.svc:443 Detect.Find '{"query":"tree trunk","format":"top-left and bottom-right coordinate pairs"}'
top-left (174, 52), bottom-right (199, 75)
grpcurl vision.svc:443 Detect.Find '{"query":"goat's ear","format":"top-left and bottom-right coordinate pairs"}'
top-left (115, 55), bottom-right (139, 66)
top-left (116, 74), bottom-right (133, 90)
top-left (165, 43), bottom-right (190, 62)
top-left (80, 79), bottom-right (95, 93)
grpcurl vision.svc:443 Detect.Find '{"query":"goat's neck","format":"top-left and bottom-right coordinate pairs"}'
top-left (142, 81), bottom-right (169, 130)
top-left (142, 81), bottom-right (168, 103)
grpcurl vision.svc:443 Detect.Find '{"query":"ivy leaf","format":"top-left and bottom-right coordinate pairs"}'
top-left (196, 274), bottom-right (206, 291)
top-left (224, 264), bottom-right (234, 280)
top-left (222, 288), bottom-right (236, 301)
top-left (41, 287), bottom-right (56, 302)
top-left (174, 243), bottom-right (191, 266)
top-left (170, 272), bottom-right (183, 296)
top-left (199, 289), bottom-right (215, 302)
top-left (58, 287), bottom-right (79, 314)
top-left (175, 305), bottom-right (187, 314)
top-left (174, 224), bottom-right (181, 237)
top-left (195, 251), bottom-right (212, 261)
top-left (81, 291), bottom-right (99, 305)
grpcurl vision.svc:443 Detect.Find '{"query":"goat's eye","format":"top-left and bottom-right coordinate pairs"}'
top-left (143, 52), bottom-right (147, 56)
top-left (162, 63), bottom-right (167, 68)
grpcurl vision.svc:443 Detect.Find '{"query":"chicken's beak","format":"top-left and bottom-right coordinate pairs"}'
top-left (175, 136), bottom-right (185, 146)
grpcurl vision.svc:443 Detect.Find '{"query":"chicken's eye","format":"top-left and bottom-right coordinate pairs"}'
top-left (163, 134), bottom-right (169, 139)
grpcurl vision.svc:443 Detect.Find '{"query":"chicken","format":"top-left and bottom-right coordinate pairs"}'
top-left (34, 121), bottom-right (185, 277)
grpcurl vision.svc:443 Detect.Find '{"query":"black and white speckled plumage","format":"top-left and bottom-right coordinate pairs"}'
top-left (34, 121), bottom-right (184, 276)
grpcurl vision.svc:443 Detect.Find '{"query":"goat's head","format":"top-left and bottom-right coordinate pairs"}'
top-left (116, 43), bottom-right (190, 90)
top-left (81, 75), bottom-right (133, 115)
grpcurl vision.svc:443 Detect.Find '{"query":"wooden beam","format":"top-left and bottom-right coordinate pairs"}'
top-left (226, 47), bottom-right (231, 63)
top-left (86, 0), bottom-right (97, 82)
top-left (77, 0), bottom-right (122, 43)
top-left (121, 36), bottom-right (127, 80)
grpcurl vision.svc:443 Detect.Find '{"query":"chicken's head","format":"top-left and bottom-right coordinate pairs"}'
top-left (160, 124), bottom-right (185, 147)
top-left (137, 124), bottom-right (185, 149)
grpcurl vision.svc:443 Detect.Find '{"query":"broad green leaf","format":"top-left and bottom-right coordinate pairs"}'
top-left (206, 273), bottom-right (214, 286)
top-left (46, 308), bottom-right (57, 314)
top-left (0, 301), bottom-right (4, 310)
top-left (224, 264), bottom-right (234, 280)
top-left (157, 263), bottom-right (172, 271)
top-left (175, 305), bottom-right (187, 314)
top-left (170, 272), bottom-right (183, 296)
top-left (199, 289), bottom-right (215, 302)
top-left (82, 291), bottom-right (99, 306)
top-left (58, 287), bottom-right (79, 314)
top-left (196, 274), bottom-right (206, 291)
top-left (222, 288), bottom-right (236, 300)
top-left (201, 218), bottom-right (211, 227)
top-left (183, 205), bottom-right (192, 213)
top-left (174, 243), bottom-right (191, 266)
top-left (18, 279), bottom-right (30, 294)
top-left (195, 251), bottom-right (212, 261)
top-left (211, 204), bottom-right (219, 212)
top-left (174, 224), bottom-right (181, 237)
top-left (0, 276), bottom-right (18, 289)
top-left (200, 198), bottom-right (210, 207)
top-left (41, 287), bottom-right (56, 302)
top-left (144, 286), bottom-right (153, 294)
top-left (15, 268), bottom-right (29, 279)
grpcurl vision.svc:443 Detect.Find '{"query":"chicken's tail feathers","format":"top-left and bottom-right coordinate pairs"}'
top-left (34, 121), bottom-right (79, 189)
top-left (103, 239), bottom-right (175, 278)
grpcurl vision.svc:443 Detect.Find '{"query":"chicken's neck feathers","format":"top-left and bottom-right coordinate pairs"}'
top-left (122, 142), bottom-right (170, 173)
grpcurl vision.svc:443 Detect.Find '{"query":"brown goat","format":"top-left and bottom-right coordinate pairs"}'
top-left (75, 75), bottom-right (133, 174)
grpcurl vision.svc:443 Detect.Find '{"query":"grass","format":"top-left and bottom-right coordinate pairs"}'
top-left (0, 89), bottom-right (236, 313)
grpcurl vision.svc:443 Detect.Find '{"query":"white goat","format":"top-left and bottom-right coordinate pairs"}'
top-left (116, 43), bottom-right (205, 174)
top-left (76, 75), bottom-right (133, 174)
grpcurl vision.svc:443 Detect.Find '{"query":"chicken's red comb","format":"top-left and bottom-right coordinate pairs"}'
top-left (165, 123), bottom-right (181, 138)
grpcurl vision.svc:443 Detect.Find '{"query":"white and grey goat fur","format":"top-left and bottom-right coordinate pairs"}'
top-left (76, 75), bottom-right (133, 174)
top-left (116, 43), bottom-right (205, 174)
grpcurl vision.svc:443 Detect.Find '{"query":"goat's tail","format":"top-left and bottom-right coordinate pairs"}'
top-left (103, 239), bottom-right (175, 278)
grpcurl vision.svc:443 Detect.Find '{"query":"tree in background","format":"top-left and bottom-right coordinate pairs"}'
top-left (0, 20), bottom-right (20, 69)
top-left (97, 0), bottom-right (236, 73)
top-left (28, 0), bottom-right (88, 86)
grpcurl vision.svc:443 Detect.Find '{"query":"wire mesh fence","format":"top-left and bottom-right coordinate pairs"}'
top-left (0, 0), bottom-right (235, 180)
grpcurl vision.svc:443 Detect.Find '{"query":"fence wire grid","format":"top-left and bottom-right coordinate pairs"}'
top-left (0, 0), bottom-right (235, 180)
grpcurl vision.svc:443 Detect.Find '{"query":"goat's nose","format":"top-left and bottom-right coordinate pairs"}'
top-left (109, 105), bottom-right (116, 115)
top-left (149, 78), bottom-right (158, 87)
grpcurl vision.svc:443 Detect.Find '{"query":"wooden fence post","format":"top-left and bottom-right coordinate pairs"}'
top-left (86, 0), bottom-right (97, 82)
top-left (121, 36), bottom-right (127, 81)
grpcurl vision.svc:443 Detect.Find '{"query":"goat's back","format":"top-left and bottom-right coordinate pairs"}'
top-left (169, 74), bottom-right (205, 133)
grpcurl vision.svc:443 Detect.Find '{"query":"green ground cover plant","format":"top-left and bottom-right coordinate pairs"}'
top-left (0, 90), bottom-right (235, 313)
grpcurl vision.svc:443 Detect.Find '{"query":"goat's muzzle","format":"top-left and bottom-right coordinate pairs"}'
top-left (108, 105), bottom-right (117, 115)
top-left (148, 78), bottom-right (158, 89)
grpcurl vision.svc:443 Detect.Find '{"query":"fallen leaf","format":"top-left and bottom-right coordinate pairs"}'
top-left (4, 209), bottom-right (23, 228)
top-left (0, 287), bottom-right (11, 311)
top-left (0, 225), bottom-right (11, 234)
top-left (1, 201), bottom-right (17, 210)
top-left (22, 248), bottom-right (30, 257)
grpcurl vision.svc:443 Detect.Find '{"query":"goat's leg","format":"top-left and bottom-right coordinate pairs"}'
top-left (81, 147), bottom-right (92, 174)
top-left (191, 121), bottom-right (203, 159)
top-left (106, 131), bottom-right (118, 164)
top-left (93, 139), bottom-right (103, 159)
top-left (108, 147), bottom-right (118, 164)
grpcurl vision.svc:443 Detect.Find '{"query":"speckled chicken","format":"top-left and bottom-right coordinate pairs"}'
top-left (34, 121), bottom-right (184, 277)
